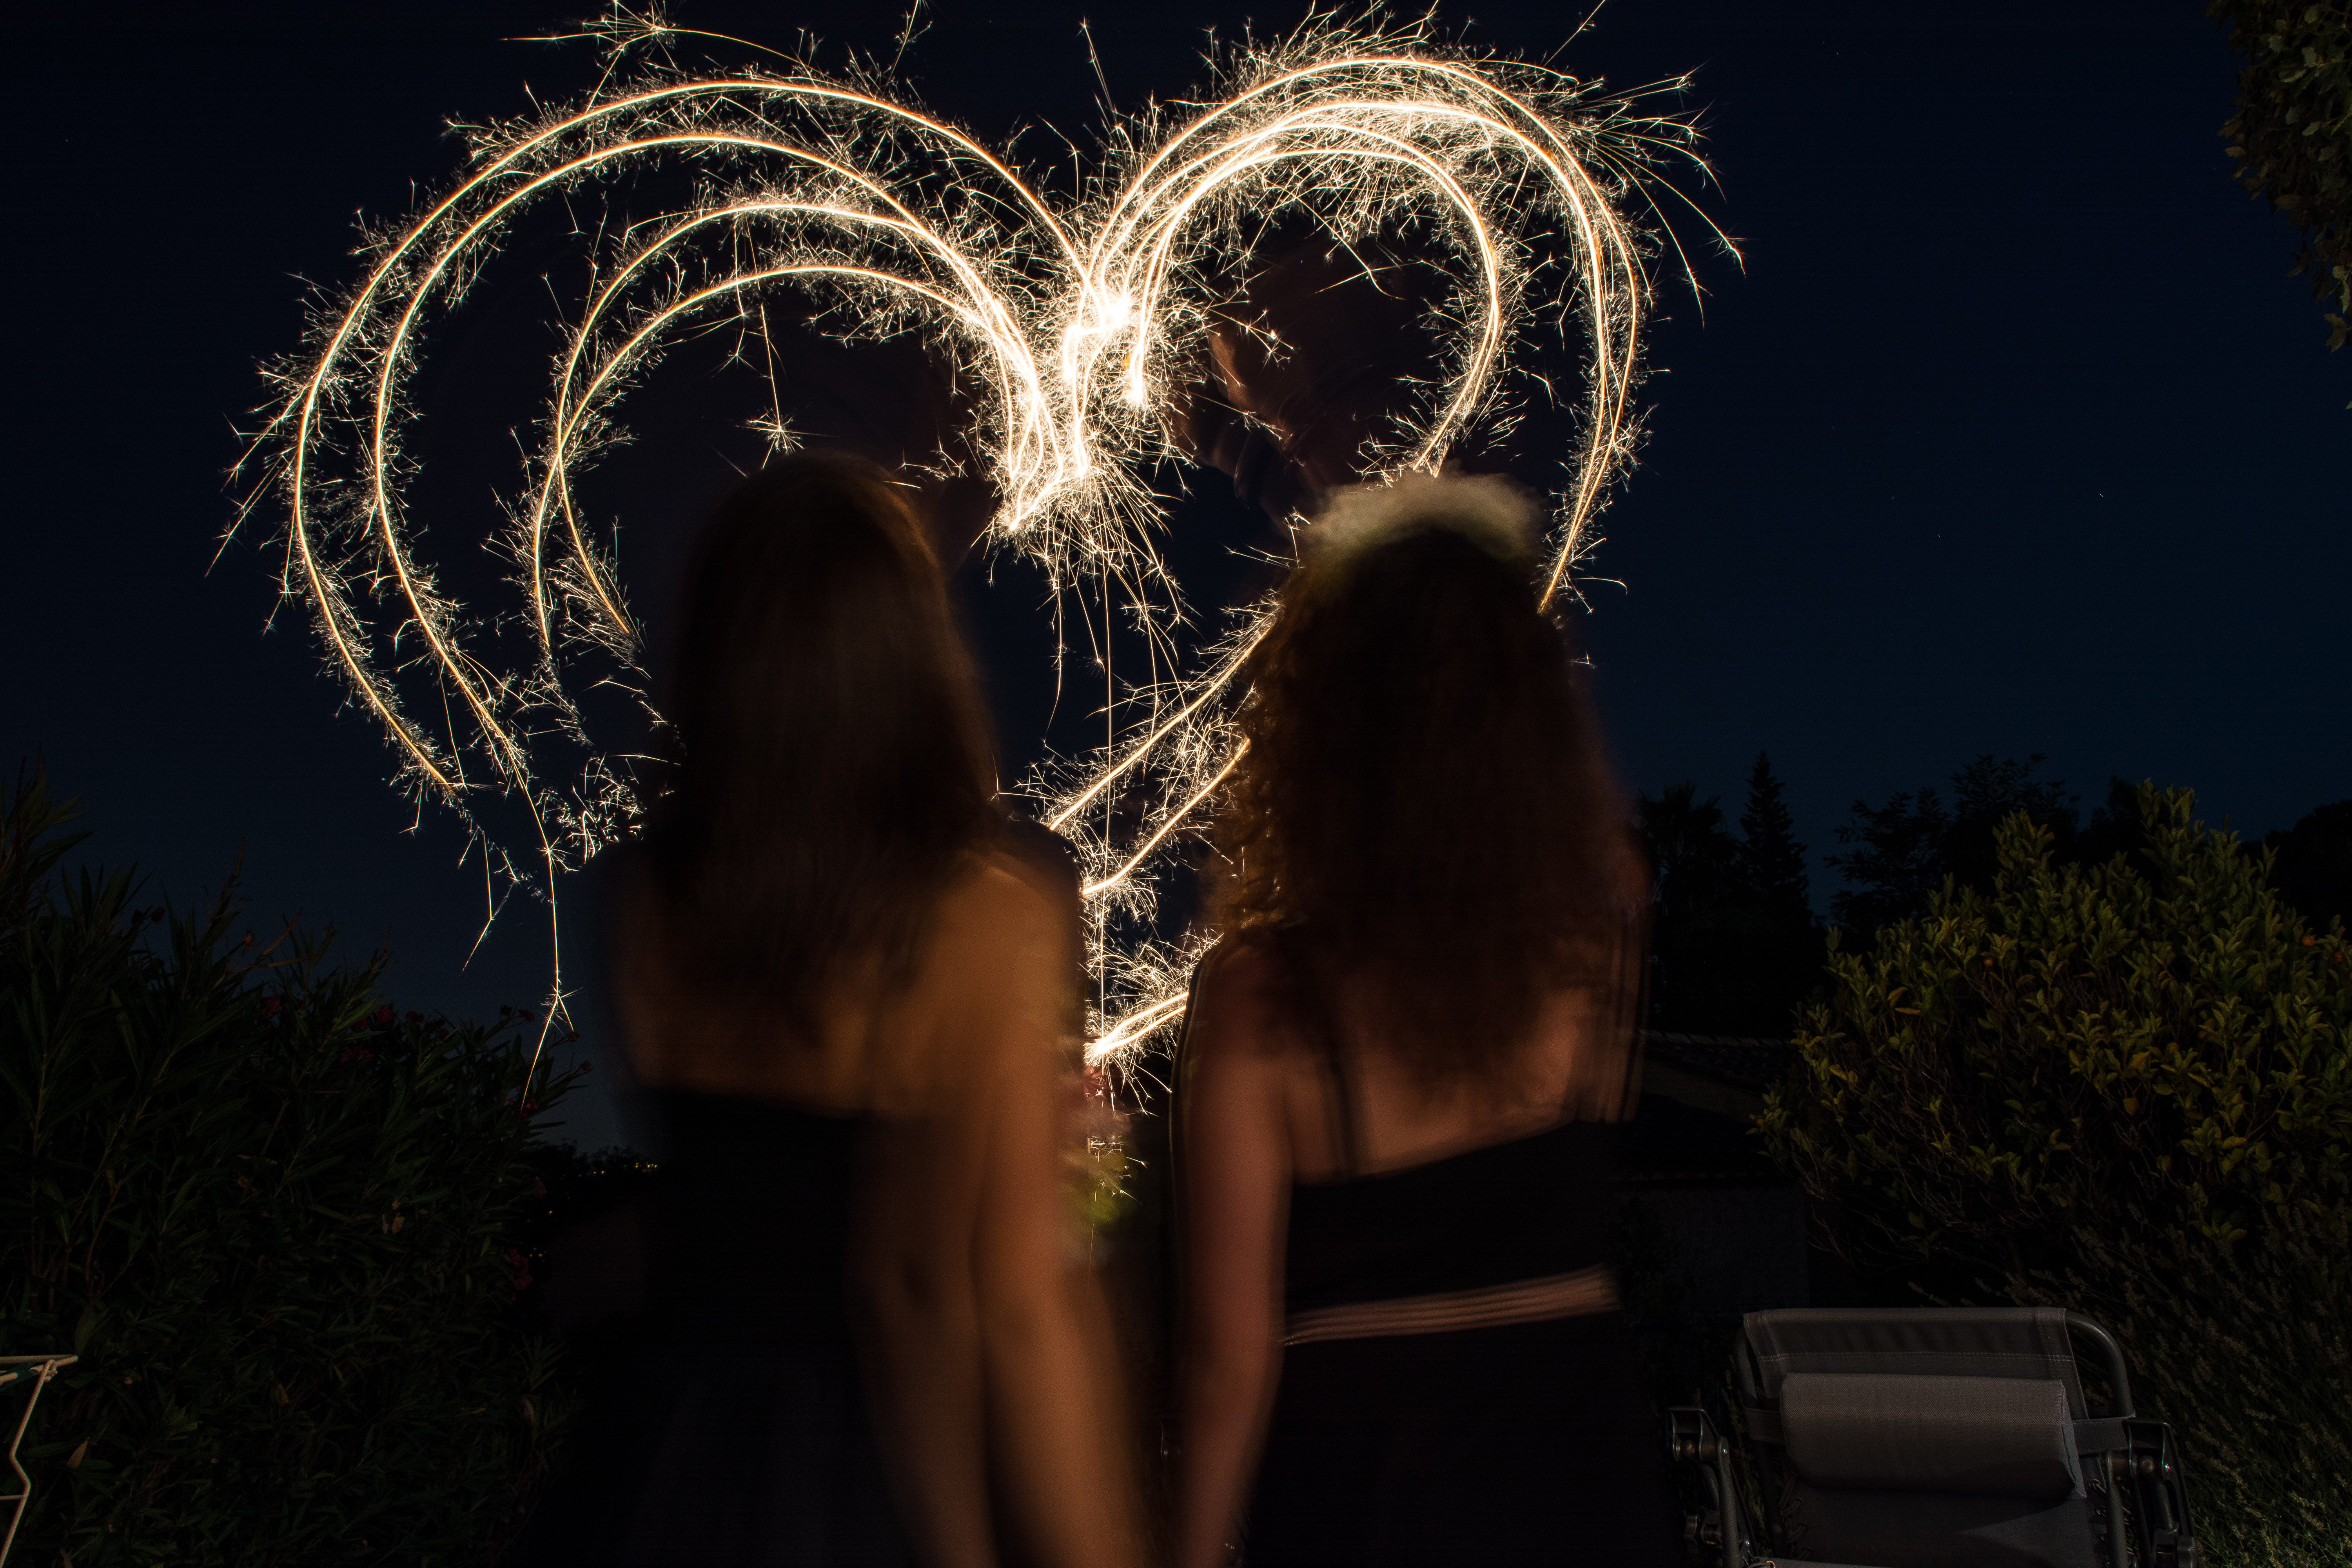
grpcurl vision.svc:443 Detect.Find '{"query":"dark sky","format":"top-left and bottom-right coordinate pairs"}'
top-left (7, 1), bottom-right (2344, 1151)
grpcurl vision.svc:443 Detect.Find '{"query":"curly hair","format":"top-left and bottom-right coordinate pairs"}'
top-left (1206, 477), bottom-right (1645, 1101)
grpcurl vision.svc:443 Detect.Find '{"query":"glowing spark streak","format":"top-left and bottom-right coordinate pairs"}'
top-left (1043, 633), bottom-right (1259, 831)
top-left (1087, 78), bottom-right (1648, 608)
top-left (250, 19), bottom-right (1711, 1071)
top-left (270, 86), bottom-right (769, 780)
top-left (281, 88), bottom-right (1084, 786)
top-left (281, 430), bottom-right (455, 792)
top-left (1079, 744), bottom-right (1245, 899)
top-left (1111, 123), bottom-right (1505, 469)
top-left (563, 267), bottom-right (980, 441)
top-left (530, 187), bottom-right (1054, 654)
top-left (358, 133), bottom-right (1023, 678)
top-left (1083, 991), bottom-right (1191, 1065)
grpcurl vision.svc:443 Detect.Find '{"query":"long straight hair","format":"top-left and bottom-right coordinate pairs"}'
top-left (1207, 477), bottom-right (1645, 1107)
top-left (641, 452), bottom-right (998, 1030)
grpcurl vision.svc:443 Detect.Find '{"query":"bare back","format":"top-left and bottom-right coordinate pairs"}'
top-left (605, 849), bottom-right (1134, 1567)
top-left (610, 849), bottom-right (1076, 1121)
top-left (1197, 935), bottom-right (1637, 1183)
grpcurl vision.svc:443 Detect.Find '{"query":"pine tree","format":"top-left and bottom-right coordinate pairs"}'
top-left (1635, 782), bottom-right (1742, 1031)
top-left (1738, 752), bottom-right (1811, 921)
top-left (1828, 788), bottom-right (1951, 932)
top-left (1639, 772), bottom-right (1824, 1036)
top-left (1830, 755), bottom-right (2078, 932)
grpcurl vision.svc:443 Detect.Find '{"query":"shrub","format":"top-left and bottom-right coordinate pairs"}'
top-left (2207, 0), bottom-right (2352, 352)
top-left (1758, 785), bottom-right (2351, 1276)
top-left (1759, 784), bottom-right (2352, 1559)
top-left (0, 767), bottom-right (579, 1565)
top-left (2007, 1205), bottom-right (2352, 1566)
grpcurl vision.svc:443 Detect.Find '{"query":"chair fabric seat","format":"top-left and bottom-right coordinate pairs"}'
top-left (1736, 1309), bottom-right (2111, 1568)
top-left (1762, 1488), bottom-right (2100, 1568)
top-left (1780, 1372), bottom-right (2081, 1499)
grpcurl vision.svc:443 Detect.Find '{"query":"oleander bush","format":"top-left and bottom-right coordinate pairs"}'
top-left (1759, 785), bottom-right (2351, 1275)
top-left (1759, 784), bottom-right (2352, 1561)
top-left (2007, 1205), bottom-right (2352, 1567)
top-left (0, 767), bottom-right (580, 1565)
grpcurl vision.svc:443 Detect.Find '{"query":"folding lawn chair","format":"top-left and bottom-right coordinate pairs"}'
top-left (1668, 1308), bottom-right (2196, 1568)
top-left (2, 1353), bottom-right (78, 1568)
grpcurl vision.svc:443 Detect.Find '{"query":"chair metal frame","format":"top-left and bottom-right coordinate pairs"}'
top-left (0, 1354), bottom-right (79, 1568)
top-left (1667, 1311), bottom-right (2197, 1568)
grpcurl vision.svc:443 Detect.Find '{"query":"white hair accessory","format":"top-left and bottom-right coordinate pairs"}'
top-left (1303, 471), bottom-right (1542, 570)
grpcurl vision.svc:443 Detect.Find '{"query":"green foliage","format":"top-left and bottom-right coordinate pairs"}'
top-left (1760, 785), bottom-right (2352, 1273)
top-left (2209, 0), bottom-right (2352, 352)
top-left (2008, 1206), bottom-right (2352, 1566)
top-left (0, 766), bottom-right (579, 1565)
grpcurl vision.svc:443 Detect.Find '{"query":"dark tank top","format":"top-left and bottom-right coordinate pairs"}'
top-left (1269, 922), bottom-right (1620, 1318)
top-left (1264, 931), bottom-right (1627, 1343)
top-left (520, 1087), bottom-right (916, 1567)
top-left (1217, 940), bottom-right (1682, 1566)
top-left (641, 1087), bottom-right (866, 1346)
top-left (1285, 1118), bottom-right (1617, 1315)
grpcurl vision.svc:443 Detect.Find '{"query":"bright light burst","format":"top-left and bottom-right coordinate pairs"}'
top-left (236, 6), bottom-right (1726, 1078)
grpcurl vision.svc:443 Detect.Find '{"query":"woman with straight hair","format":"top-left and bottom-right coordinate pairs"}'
top-left (528, 452), bottom-right (1138, 1568)
top-left (1172, 474), bottom-right (1681, 1566)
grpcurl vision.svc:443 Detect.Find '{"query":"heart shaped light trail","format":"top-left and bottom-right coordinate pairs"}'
top-left (236, 8), bottom-right (1723, 1078)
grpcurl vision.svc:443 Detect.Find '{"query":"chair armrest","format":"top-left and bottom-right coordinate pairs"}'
top-left (1666, 1406), bottom-right (1752, 1568)
top-left (2124, 1420), bottom-right (2198, 1568)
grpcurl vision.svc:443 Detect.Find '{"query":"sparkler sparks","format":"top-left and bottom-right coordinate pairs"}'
top-left (236, 7), bottom-right (1725, 1079)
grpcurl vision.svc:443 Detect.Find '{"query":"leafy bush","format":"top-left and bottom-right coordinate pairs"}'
top-left (1760, 784), bottom-right (2352, 1560)
top-left (2008, 1206), bottom-right (2352, 1567)
top-left (2209, 0), bottom-right (2351, 351)
top-left (1759, 785), bottom-right (2351, 1274)
top-left (0, 768), bottom-right (578, 1565)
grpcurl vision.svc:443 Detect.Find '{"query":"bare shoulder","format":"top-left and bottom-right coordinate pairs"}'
top-left (1181, 932), bottom-right (1292, 1067)
top-left (928, 851), bottom-right (1069, 962)
top-left (900, 853), bottom-right (1078, 1077)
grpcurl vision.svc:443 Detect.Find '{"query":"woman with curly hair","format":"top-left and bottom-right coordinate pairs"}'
top-left (1172, 474), bottom-right (1679, 1566)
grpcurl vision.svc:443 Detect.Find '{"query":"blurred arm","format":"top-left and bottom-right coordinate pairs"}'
top-left (968, 878), bottom-right (1145, 1568)
top-left (1172, 951), bottom-right (1292, 1568)
top-left (856, 1106), bottom-right (995, 1567)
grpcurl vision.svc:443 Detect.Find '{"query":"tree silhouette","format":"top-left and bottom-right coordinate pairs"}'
top-left (1829, 755), bottom-right (2076, 933)
top-left (1826, 788), bottom-right (1951, 933)
top-left (1739, 751), bottom-right (1810, 920)
top-left (2267, 799), bottom-right (2352, 929)
top-left (1637, 761), bottom-right (1824, 1036)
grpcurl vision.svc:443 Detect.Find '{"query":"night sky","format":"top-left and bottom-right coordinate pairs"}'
top-left (8, 1), bottom-right (2343, 1152)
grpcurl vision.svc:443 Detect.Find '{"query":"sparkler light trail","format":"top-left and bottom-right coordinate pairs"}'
top-left (237, 6), bottom-right (1724, 1078)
